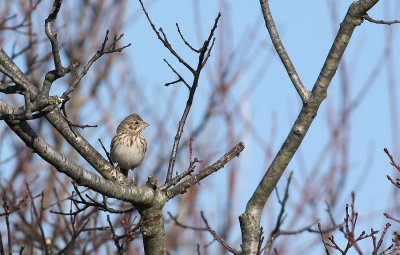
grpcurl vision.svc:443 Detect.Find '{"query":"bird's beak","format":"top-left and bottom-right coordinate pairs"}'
top-left (141, 122), bottom-right (149, 128)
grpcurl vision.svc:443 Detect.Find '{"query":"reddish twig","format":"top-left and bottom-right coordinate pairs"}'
top-left (50, 182), bottom-right (134, 215)
top-left (107, 215), bottom-right (124, 254)
top-left (26, 184), bottom-right (50, 255)
top-left (167, 212), bottom-right (207, 231)
top-left (372, 223), bottom-right (391, 254)
top-left (384, 148), bottom-right (400, 171)
top-left (318, 223), bottom-right (330, 255)
top-left (200, 211), bottom-right (239, 255)
top-left (384, 213), bottom-right (400, 224)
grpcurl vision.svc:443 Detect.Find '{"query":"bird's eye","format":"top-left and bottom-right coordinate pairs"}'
top-left (134, 121), bottom-right (139, 125)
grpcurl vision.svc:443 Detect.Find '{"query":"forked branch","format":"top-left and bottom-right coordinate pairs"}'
top-left (240, 1), bottom-right (381, 254)
top-left (139, 0), bottom-right (222, 182)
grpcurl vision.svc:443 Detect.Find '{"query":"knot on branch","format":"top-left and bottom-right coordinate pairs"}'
top-left (146, 176), bottom-right (157, 190)
top-left (109, 167), bottom-right (129, 185)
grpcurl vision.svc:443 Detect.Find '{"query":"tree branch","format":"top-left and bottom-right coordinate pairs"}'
top-left (260, 0), bottom-right (310, 103)
top-left (363, 14), bottom-right (400, 25)
top-left (45, 0), bottom-right (64, 75)
top-left (4, 119), bottom-right (157, 205)
top-left (165, 12), bottom-right (221, 182)
top-left (0, 46), bottom-right (116, 179)
top-left (166, 142), bottom-right (244, 199)
top-left (240, 1), bottom-right (380, 254)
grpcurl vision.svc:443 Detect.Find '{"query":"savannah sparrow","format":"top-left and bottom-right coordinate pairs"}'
top-left (110, 114), bottom-right (149, 176)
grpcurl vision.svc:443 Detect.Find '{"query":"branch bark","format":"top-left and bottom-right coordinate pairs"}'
top-left (139, 197), bottom-right (166, 255)
top-left (165, 142), bottom-right (245, 198)
top-left (259, 0), bottom-right (310, 102)
top-left (4, 118), bottom-right (157, 205)
top-left (240, 1), bottom-right (380, 254)
top-left (0, 46), bottom-right (115, 181)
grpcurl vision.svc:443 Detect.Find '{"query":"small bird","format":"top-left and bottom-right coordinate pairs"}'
top-left (110, 114), bottom-right (149, 177)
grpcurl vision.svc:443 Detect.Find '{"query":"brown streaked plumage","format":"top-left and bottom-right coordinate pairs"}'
top-left (110, 114), bottom-right (149, 176)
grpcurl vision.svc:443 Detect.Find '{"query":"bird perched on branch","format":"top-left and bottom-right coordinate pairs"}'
top-left (110, 114), bottom-right (149, 177)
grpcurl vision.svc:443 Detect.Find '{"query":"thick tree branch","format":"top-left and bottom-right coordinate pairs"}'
top-left (4, 119), bottom-right (157, 206)
top-left (139, 204), bottom-right (166, 255)
top-left (0, 0), bottom-right (120, 181)
top-left (0, 47), bottom-right (116, 180)
top-left (240, 1), bottom-right (380, 254)
top-left (138, 142), bottom-right (242, 255)
top-left (0, 47), bottom-right (35, 93)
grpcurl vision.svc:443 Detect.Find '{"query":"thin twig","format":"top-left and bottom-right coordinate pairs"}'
top-left (163, 59), bottom-right (190, 89)
top-left (107, 215), bottom-right (124, 254)
top-left (167, 212), bottom-right (207, 231)
top-left (384, 148), bottom-right (400, 171)
top-left (2, 195), bottom-right (12, 255)
top-left (373, 223), bottom-right (391, 254)
top-left (165, 12), bottom-right (221, 181)
top-left (264, 172), bottom-right (293, 254)
top-left (50, 183), bottom-right (134, 215)
top-left (26, 185), bottom-right (50, 255)
top-left (257, 227), bottom-right (264, 254)
top-left (176, 23), bottom-right (200, 53)
top-left (99, 138), bottom-right (113, 164)
top-left (160, 139), bottom-right (201, 190)
top-left (139, 0), bottom-right (222, 182)
top-left (384, 212), bottom-right (400, 224)
top-left (200, 211), bottom-right (239, 255)
top-left (318, 223), bottom-right (330, 255)
top-left (272, 172), bottom-right (293, 233)
top-left (56, 218), bottom-right (92, 255)
top-left (138, 0), bottom-right (196, 74)
top-left (0, 231), bottom-right (4, 255)
top-left (261, 229), bottom-right (278, 255)
top-left (62, 30), bottom-right (130, 99)
top-left (363, 14), bottom-right (400, 25)
top-left (386, 175), bottom-right (400, 189)
top-left (166, 142), bottom-right (244, 199)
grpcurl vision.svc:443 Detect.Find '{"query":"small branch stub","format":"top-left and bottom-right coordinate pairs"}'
top-left (146, 176), bottom-right (157, 190)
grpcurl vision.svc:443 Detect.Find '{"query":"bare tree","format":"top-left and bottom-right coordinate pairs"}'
top-left (0, 0), bottom-right (399, 254)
